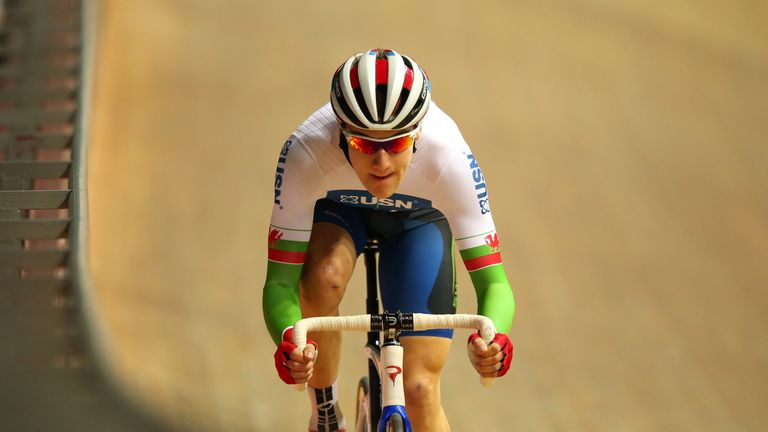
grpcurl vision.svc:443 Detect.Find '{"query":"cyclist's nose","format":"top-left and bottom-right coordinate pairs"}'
top-left (371, 148), bottom-right (391, 170)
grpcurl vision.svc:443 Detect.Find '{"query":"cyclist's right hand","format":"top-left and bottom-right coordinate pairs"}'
top-left (273, 327), bottom-right (317, 385)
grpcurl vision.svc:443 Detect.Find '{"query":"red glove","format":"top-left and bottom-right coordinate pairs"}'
top-left (467, 332), bottom-right (514, 377)
top-left (273, 327), bottom-right (318, 384)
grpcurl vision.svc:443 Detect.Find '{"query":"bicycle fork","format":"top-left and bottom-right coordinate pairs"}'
top-left (378, 340), bottom-right (412, 432)
top-left (365, 336), bottom-right (412, 432)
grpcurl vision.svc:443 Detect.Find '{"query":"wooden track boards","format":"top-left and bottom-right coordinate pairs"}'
top-left (89, 1), bottom-right (768, 430)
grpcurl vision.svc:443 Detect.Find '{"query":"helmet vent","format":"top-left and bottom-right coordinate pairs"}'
top-left (331, 48), bottom-right (430, 130)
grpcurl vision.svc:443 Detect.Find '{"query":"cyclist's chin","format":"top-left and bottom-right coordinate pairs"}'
top-left (363, 177), bottom-right (400, 199)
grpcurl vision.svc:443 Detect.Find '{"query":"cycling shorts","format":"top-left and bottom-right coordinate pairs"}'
top-left (313, 198), bottom-right (457, 339)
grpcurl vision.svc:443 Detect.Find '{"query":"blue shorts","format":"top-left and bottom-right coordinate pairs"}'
top-left (313, 199), bottom-right (457, 339)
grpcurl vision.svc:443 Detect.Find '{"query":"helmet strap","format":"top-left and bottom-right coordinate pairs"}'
top-left (338, 131), bottom-right (352, 165)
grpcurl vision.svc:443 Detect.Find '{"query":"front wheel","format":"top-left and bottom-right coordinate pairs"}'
top-left (355, 376), bottom-right (370, 432)
top-left (385, 413), bottom-right (404, 432)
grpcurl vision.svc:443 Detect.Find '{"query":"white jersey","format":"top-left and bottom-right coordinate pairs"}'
top-left (270, 102), bottom-right (498, 252)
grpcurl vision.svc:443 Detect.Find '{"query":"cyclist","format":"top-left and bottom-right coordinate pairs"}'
top-left (263, 48), bottom-right (515, 432)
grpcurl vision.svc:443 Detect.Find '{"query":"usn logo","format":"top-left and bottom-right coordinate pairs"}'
top-left (273, 140), bottom-right (293, 207)
top-left (466, 154), bottom-right (490, 214)
top-left (339, 195), bottom-right (414, 209)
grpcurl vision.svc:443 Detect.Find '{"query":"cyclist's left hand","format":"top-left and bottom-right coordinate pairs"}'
top-left (273, 327), bottom-right (317, 385)
top-left (467, 333), bottom-right (514, 378)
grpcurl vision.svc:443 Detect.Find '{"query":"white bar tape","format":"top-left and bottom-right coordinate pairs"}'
top-left (293, 314), bottom-right (373, 350)
top-left (293, 314), bottom-right (496, 347)
top-left (412, 313), bottom-right (496, 343)
top-left (290, 314), bottom-right (499, 391)
top-left (291, 314), bottom-right (372, 393)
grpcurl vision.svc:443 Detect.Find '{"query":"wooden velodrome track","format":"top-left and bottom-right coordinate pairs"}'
top-left (87, 1), bottom-right (767, 430)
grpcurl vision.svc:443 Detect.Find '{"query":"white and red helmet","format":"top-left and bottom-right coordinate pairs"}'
top-left (330, 48), bottom-right (431, 131)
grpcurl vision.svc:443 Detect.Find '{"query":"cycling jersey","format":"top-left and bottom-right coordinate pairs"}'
top-left (263, 102), bottom-right (515, 344)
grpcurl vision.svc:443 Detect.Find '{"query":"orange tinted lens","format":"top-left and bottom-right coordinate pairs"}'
top-left (347, 135), bottom-right (414, 154)
top-left (347, 136), bottom-right (378, 154)
top-left (383, 136), bottom-right (414, 153)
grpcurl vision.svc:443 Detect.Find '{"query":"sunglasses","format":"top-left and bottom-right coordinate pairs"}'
top-left (342, 126), bottom-right (420, 155)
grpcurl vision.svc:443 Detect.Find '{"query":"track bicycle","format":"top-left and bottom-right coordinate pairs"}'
top-left (293, 240), bottom-right (497, 432)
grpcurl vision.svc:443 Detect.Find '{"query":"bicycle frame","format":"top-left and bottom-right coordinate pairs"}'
top-left (292, 240), bottom-right (496, 431)
top-left (292, 311), bottom-right (496, 431)
top-left (363, 240), bottom-right (383, 428)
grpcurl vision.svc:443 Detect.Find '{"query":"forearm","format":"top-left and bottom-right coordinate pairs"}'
top-left (476, 281), bottom-right (515, 333)
top-left (468, 268), bottom-right (515, 333)
top-left (262, 261), bottom-right (304, 344)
